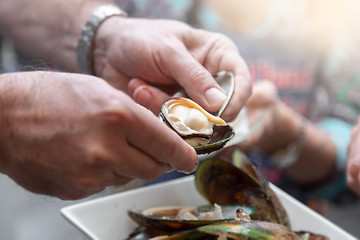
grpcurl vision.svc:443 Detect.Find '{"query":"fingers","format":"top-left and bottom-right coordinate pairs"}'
top-left (185, 32), bottom-right (252, 120)
top-left (59, 92), bottom-right (198, 200)
top-left (84, 106), bottom-right (180, 180)
top-left (214, 53), bottom-right (252, 121)
top-left (224, 75), bottom-right (251, 121)
top-left (121, 101), bottom-right (199, 174)
top-left (161, 43), bottom-right (228, 114)
top-left (128, 78), bottom-right (171, 114)
top-left (245, 80), bottom-right (278, 109)
top-left (168, 38), bottom-right (251, 121)
top-left (111, 141), bottom-right (174, 180)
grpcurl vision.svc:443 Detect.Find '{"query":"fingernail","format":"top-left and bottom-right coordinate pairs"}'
top-left (182, 159), bottom-right (199, 174)
top-left (205, 87), bottom-right (227, 109)
top-left (135, 87), bottom-right (152, 108)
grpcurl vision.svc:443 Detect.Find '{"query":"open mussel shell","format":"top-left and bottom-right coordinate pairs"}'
top-left (127, 205), bottom-right (253, 234)
top-left (159, 71), bottom-right (236, 155)
top-left (159, 97), bottom-right (235, 155)
top-left (195, 149), bottom-right (290, 227)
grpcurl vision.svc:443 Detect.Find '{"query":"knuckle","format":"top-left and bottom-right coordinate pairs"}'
top-left (183, 68), bottom-right (210, 89)
top-left (104, 104), bottom-right (132, 125)
top-left (207, 32), bottom-right (236, 49)
top-left (86, 144), bottom-right (115, 167)
top-left (93, 95), bottom-right (133, 126)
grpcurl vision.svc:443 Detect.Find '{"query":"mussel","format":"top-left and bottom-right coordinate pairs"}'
top-left (198, 208), bottom-right (299, 240)
top-left (195, 148), bottom-right (290, 227)
top-left (127, 148), bottom-right (329, 239)
top-left (158, 71), bottom-right (237, 155)
top-left (129, 208), bottom-right (300, 240)
top-left (128, 208), bottom-right (328, 240)
top-left (159, 97), bottom-right (235, 154)
top-left (128, 204), bottom-right (253, 234)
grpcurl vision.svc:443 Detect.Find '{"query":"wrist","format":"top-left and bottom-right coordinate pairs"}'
top-left (56, 1), bottom-right (114, 71)
top-left (77, 4), bottom-right (128, 75)
top-left (92, 16), bottom-right (128, 77)
top-left (259, 102), bottom-right (302, 154)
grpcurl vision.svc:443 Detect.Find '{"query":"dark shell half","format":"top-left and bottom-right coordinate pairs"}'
top-left (194, 149), bottom-right (290, 227)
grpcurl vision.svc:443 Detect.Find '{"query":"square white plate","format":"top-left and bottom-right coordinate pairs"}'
top-left (61, 176), bottom-right (357, 240)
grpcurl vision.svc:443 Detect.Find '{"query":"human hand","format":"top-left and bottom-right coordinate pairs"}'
top-left (92, 17), bottom-right (251, 121)
top-left (236, 80), bottom-right (301, 155)
top-left (347, 120), bottom-right (360, 196)
top-left (236, 80), bottom-right (279, 152)
top-left (0, 71), bottom-right (198, 200)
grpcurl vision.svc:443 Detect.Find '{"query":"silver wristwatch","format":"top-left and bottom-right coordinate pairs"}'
top-left (77, 5), bottom-right (127, 75)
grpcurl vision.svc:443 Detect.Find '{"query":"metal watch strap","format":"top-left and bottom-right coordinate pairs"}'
top-left (77, 5), bottom-right (127, 75)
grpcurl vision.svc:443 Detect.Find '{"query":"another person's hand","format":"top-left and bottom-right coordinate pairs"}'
top-left (236, 80), bottom-right (336, 184)
top-left (92, 18), bottom-right (251, 121)
top-left (237, 80), bottom-right (304, 156)
top-left (347, 120), bottom-right (360, 196)
top-left (236, 80), bottom-right (280, 152)
top-left (0, 71), bottom-right (198, 200)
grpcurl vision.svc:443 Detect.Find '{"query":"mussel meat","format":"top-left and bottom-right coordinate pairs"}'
top-left (159, 97), bottom-right (234, 154)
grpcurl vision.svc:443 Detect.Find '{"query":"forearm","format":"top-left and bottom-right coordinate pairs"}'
top-left (0, 0), bottom-right (112, 72)
top-left (260, 102), bottom-right (337, 184)
top-left (286, 119), bottom-right (336, 185)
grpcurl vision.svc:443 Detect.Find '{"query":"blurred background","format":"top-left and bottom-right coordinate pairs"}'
top-left (1, 0), bottom-right (360, 239)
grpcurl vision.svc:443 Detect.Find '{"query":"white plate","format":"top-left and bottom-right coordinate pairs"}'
top-left (61, 175), bottom-right (357, 240)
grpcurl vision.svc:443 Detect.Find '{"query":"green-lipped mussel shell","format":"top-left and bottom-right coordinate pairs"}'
top-left (195, 150), bottom-right (290, 227)
top-left (128, 220), bottom-right (300, 240)
top-left (127, 205), bottom-right (253, 234)
top-left (198, 220), bottom-right (299, 240)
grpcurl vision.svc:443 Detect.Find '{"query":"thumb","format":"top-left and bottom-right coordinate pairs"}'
top-left (165, 46), bottom-right (227, 113)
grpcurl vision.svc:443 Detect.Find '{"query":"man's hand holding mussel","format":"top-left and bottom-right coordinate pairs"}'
top-left (0, 0), bottom-right (251, 199)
